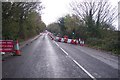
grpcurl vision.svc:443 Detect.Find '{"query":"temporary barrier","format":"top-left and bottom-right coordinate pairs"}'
top-left (76, 40), bottom-right (79, 44)
top-left (55, 37), bottom-right (59, 41)
top-left (0, 40), bottom-right (14, 52)
top-left (61, 38), bottom-right (64, 42)
top-left (75, 40), bottom-right (79, 45)
top-left (55, 37), bottom-right (78, 45)
top-left (64, 35), bottom-right (68, 43)
top-left (80, 40), bottom-right (85, 46)
top-left (64, 38), bottom-right (68, 43)
top-left (58, 37), bottom-right (61, 42)
top-left (0, 40), bottom-right (21, 56)
top-left (71, 39), bottom-right (75, 44)
top-left (47, 32), bottom-right (85, 46)
top-left (48, 33), bottom-right (55, 40)
top-left (67, 39), bottom-right (72, 43)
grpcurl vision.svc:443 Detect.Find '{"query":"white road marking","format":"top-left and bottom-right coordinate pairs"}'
top-left (54, 41), bottom-right (96, 80)
top-left (60, 47), bottom-right (68, 55)
top-left (72, 59), bottom-right (96, 80)
top-left (54, 41), bottom-right (60, 47)
top-left (54, 41), bottom-right (68, 55)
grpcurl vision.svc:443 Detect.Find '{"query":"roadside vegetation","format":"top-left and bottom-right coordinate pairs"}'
top-left (2, 2), bottom-right (46, 42)
top-left (47, 0), bottom-right (119, 55)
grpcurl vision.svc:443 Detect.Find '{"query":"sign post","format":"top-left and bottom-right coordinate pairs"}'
top-left (0, 40), bottom-right (14, 52)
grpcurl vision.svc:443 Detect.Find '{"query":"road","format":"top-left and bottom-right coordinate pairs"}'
top-left (2, 33), bottom-right (119, 79)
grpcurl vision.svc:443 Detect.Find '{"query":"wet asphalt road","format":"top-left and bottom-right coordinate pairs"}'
top-left (2, 33), bottom-right (119, 79)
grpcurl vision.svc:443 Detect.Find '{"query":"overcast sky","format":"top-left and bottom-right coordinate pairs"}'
top-left (41, 0), bottom-right (120, 29)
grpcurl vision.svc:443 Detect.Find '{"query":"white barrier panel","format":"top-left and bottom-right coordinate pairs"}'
top-left (54, 36), bottom-right (84, 45)
top-left (74, 39), bottom-right (76, 42)
top-left (61, 38), bottom-right (64, 42)
top-left (80, 41), bottom-right (82, 44)
top-left (56, 37), bottom-right (59, 41)
top-left (67, 39), bottom-right (72, 43)
top-left (82, 41), bottom-right (84, 44)
top-left (76, 40), bottom-right (79, 44)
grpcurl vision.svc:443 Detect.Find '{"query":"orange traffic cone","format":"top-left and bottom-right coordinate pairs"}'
top-left (14, 40), bottom-right (21, 56)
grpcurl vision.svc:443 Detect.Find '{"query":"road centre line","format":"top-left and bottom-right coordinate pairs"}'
top-left (54, 41), bottom-right (96, 80)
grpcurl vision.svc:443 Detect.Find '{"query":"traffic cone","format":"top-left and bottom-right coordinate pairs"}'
top-left (71, 39), bottom-right (74, 44)
top-left (14, 40), bottom-right (21, 56)
top-left (58, 38), bottom-right (61, 42)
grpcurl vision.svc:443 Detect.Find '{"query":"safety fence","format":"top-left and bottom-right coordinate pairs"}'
top-left (48, 32), bottom-right (85, 46)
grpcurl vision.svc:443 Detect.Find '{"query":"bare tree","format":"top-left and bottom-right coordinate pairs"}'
top-left (70, 0), bottom-right (118, 30)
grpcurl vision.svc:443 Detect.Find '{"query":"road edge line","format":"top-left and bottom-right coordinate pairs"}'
top-left (54, 41), bottom-right (96, 80)
top-left (54, 41), bottom-right (68, 55)
top-left (72, 59), bottom-right (96, 80)
top-left (60, 47), bottom-right (68, 55)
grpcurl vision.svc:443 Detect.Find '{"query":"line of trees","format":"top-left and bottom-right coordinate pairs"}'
top-left (47, 0), bottom-right (119, 54)
top-left (2, 2), bottom-right (46, 41)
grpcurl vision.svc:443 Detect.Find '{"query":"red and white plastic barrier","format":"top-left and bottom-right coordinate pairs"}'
top-left (55, 37), bottom-right (79, 45)
top-left (48, 33), bottom-right (55, 40)
top-left (48, 32), bottom-right (85, 46)
top-left (80, 40), bottom-right (84, 46)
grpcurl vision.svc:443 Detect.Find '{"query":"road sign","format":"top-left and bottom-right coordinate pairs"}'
top-left (0, 40), bottom-right (14, 52)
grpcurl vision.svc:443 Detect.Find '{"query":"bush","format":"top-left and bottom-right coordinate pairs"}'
top-left (86, 37), bottom-right (119, 54)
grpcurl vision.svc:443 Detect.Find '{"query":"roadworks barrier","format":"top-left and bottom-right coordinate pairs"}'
top-left (1, 35), bottom-right (41, 61)
top-left (0, 40), bottom-right (21, 56)
top-left (47, 32), bottom-right (85, 46)
top-left (55, 37), bottom-right (85, 46)
top-left (0, 40), bottom-right (21, 61)
top-left (48, 33), bottom-right (55, 40)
